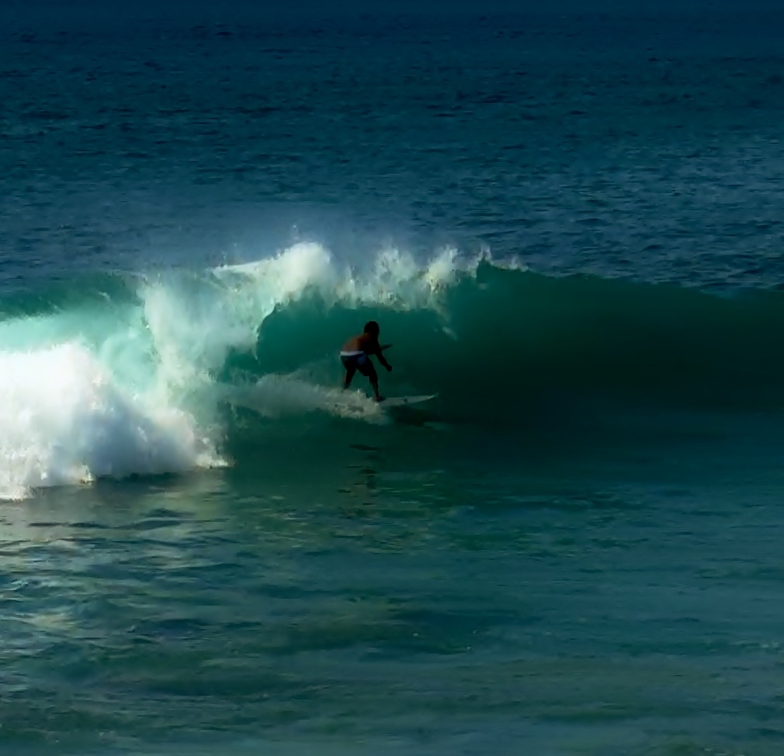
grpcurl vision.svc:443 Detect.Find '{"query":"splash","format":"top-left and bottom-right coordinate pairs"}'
top-left (222, 375), bottom-right (388, 424)
top-left (0, 343), bottom-right (222, 500)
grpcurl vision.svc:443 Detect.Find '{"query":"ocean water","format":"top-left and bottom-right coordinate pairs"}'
top-left (3, 3), bottom-right (784, 754)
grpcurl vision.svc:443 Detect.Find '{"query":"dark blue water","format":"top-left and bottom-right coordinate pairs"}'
top-left (2, 5), bottom-right (784, 755)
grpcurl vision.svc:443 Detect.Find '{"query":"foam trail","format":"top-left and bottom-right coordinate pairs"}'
top-left (222, 375), bottom-right (388, 424)
top-left (0, 343), bottom-right (222, 500)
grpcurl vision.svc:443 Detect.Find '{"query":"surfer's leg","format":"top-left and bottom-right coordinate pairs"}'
top-left (342, 357), bottom-right (357, 389)
top-left (369, 374), bottom-right (382, 402)
top-left (358, 361), bottom-right (382, 402)
top-left (343, 366), bottom-right (357, 389)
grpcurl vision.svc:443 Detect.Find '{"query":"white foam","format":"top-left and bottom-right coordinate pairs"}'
top-left (213, 242), bottom-right (482, 311)
top-left (223, 374), bottom-right (388, 424)
top-left (0, 343), bottom-right (222, 500)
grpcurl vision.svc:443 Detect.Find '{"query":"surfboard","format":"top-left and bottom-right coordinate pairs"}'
top-left (381, 394), bottom-right (437, 408)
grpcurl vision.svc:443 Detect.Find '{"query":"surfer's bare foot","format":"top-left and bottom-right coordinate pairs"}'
top-left (375, 395), bottom-right (386, 403)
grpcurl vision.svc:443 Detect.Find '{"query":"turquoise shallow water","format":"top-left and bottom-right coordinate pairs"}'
top-left (3, 3), bottom-right (784, 754)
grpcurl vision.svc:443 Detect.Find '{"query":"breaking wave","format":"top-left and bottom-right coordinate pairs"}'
top-left (1, 240), bottom-right (782, 498)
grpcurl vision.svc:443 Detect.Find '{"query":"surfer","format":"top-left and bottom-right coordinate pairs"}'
top-left (340, 321), bottom-right (392, 402)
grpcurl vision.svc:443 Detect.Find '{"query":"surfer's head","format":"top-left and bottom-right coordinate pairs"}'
top-left (363, 320), bottom-right (380, 337)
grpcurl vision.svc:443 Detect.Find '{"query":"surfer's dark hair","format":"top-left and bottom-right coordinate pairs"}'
top-left (364, 320), bottom-right (380, 335)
